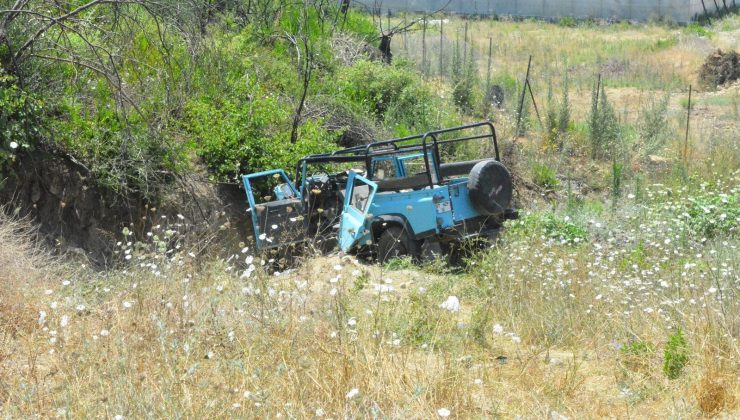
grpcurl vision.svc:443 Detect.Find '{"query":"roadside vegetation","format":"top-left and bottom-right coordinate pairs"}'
top-left (1, 2), bottom-right (739, 417)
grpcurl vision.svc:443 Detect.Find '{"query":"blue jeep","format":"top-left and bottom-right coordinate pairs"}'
top-left (241, 122), bottom-right (517, 262)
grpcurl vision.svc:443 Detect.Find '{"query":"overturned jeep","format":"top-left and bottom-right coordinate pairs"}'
top-left (241, 122), bottom-right (517, 262)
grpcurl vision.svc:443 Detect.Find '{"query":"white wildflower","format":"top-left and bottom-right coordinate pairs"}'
top-left (439, 296), bottom-right (460, 313)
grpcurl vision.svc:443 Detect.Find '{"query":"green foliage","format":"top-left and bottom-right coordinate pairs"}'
top-left (650, 37), bottom-right (678, 51)
top-left (611, 160), bottom-right (624, 199)
top-left (544, 73), bottom-right (571, 149)
top-left (469, 304), bottom-right (492, 347)
top-left (684, 23), bottom-right (714, 38)
top-left (589, 81), bottom-right (622, 160)
top-left (53, 97), bottom-right (187, 196)
top-left (558, 73), bottom-right (571, 136)
top-left (532, 162), bottom-right (559, 189)
top-left (450, 41), bottom-right (481, 112)
top-left (636, 94), bottom-right (671, 157)
top-left (0, 72), bottom-right (44, 169)
top-left (184, 95), bottom-right (333, 181)
top-left (663, 328), bottom-right (689, 379)
top-left (621, 340), bottom-right (655, 356)
top-left (558, 16), bottom-right (577, 28)
top-left (340, 59), bottom-right (454, 134)
top-left (396, 292), bottom-right (442, 346)
top-left (685, 193), bottom-right (739, 238)
top-left (508, 212), bottom-right (588, 245)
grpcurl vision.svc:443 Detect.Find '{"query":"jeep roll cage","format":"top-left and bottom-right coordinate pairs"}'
top-left (293, 121), bottom-right (499, 195)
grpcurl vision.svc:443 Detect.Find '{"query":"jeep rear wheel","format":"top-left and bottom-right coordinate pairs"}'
top-left (377, 226), bottom-right (419, 263)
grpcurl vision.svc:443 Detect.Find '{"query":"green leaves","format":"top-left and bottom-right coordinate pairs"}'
top-left (0, 72), bottom-right (44, 169)
top-left (184, 94), bottom-right (333, 181)
top-left (663, 328), bottom-right (689, 379)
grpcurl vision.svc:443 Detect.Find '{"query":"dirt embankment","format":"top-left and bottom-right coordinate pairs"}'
top-left (0, 151), bottom-right (249, 267)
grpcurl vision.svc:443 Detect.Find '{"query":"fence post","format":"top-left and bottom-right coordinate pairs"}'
top-left (516, 56), bottom-right (533, 136)
top-left (684, 85), bottom-right (692, 171)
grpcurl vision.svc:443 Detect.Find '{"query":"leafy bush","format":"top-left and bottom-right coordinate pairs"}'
top-left (558, 16), bottom-right (577, 28)
top-left (685, 193), bottom-right (739, 238)
top-left (0, 72), bottom-right (44, 169)
top-left (184, 95), bottom-right (333, 181)
top-left (663, 328), bottom-right (689, 379)
top-left (340, 59), bottom-right (454, 134)
top-left (53, 97), bottom-right (187, 196)
top-left (508, 212), bottom-right (588, 245)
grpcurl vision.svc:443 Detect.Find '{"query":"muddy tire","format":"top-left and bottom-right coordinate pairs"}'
top-left (467, 159), bottom-right (513, 216)
top-left (377, 226), bottom-right (419, 263)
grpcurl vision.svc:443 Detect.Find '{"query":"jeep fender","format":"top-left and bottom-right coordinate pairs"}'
top-left (371, 215), bottom-right (417, 241)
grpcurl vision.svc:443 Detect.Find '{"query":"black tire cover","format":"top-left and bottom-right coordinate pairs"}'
top-left (467, 160), bottom-right (513, 215)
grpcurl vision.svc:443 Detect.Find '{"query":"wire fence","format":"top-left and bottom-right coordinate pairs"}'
top-left (367, 0), bottom-right (735, 23)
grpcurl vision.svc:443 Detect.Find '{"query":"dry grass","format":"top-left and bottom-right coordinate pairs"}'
top-left (1, 176), bottom-right (738, 418)
top-left (1, 14), bottom-right (739, 419)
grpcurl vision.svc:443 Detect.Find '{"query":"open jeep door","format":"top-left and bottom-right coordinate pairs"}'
top-left (242, 169), bottom-right (305, 250)
top-left (338, 172), bottom-right (378, 252)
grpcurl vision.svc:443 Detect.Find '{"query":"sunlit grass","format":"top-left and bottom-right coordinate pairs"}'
top-left (1, 167), bottom-right (737, 417)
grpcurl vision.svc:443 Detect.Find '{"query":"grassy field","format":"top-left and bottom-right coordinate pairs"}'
top-left (1, 13), bottom-right (739, 419)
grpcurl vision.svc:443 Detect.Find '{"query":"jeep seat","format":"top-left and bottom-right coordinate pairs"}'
top-left (439, 159), bottom-right (487, 178)
top-left (375, 173), bottom-right (430, 192)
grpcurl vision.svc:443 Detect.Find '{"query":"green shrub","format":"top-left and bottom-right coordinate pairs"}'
top-left (685, 193), bottom-right (739, 238)
top-left (508, 212), bottom-right (588, 245)
top-left (663, 328), bottom-right (689, 379)
top-left (53, 97), bottom-right (187, 196)
top-left (184, 95), bottom-right (333, 181)
top-left (450, 41), bottom-right (481, 112)
top-left (611, 161), bottom-right (624, 199)
top-left (684, 23), bottom-right (714, 38)
top-left (532, 162), bottom-right (559, 189)
top-left (340, 59), bottom-right (453, 133)
top-left (558, 16), bottom-right (577, 28)
top-left (469, 304), bottom-right (492, 347)
top-left (0, 72), bottom-right (44, 169)
top-left (589, 81), bottom-right (622, 160)
top-left (636, 94), bottom-right (671, 157)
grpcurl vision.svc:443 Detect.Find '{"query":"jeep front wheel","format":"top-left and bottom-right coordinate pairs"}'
top-left (376, 226), bottom-right (419, 263)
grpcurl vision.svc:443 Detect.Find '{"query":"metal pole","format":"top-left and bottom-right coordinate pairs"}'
top-left (516, 55), bottom-right (533, 136)
top-left (527, 80), bottom-right (544, 131)
top-left (700, 0), bottom-right (712, 23)
top-left (684, 85), bottom-right (692, 169)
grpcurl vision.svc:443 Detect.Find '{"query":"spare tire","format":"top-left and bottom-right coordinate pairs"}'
top-left (467, 160), bottom-right (513, 215)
